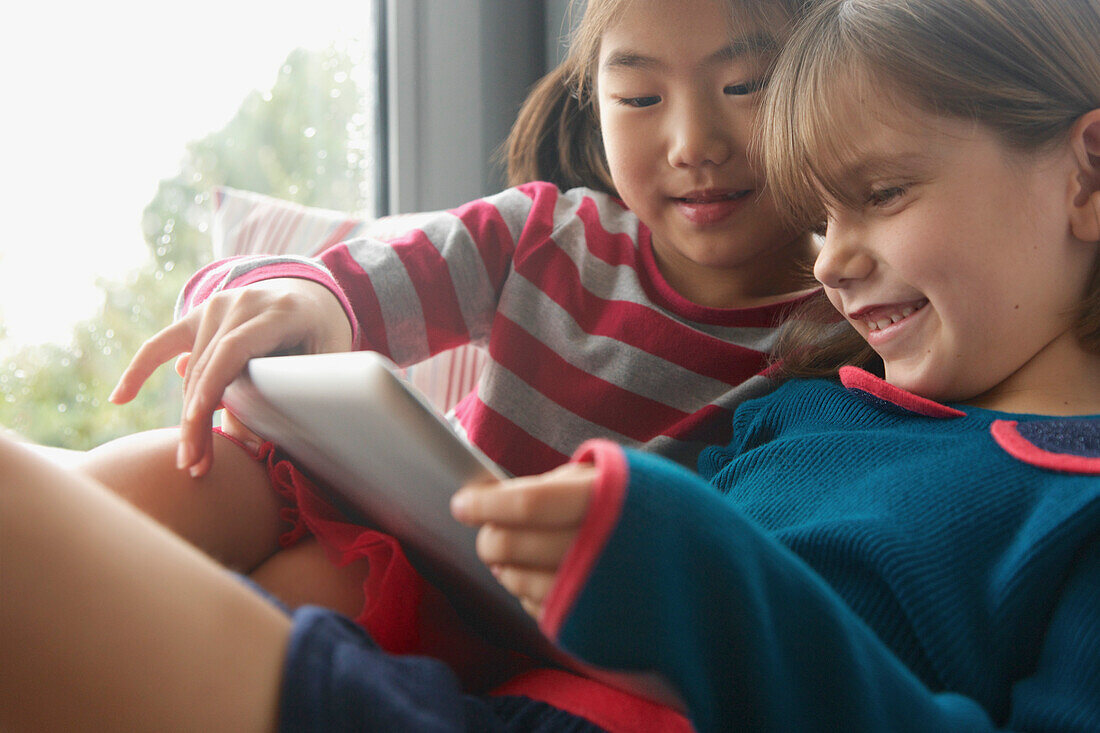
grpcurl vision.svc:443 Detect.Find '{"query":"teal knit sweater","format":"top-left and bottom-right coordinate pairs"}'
top-left (541, 369), bottom-right (1100, 732)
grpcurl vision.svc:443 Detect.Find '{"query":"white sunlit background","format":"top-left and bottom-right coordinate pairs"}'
top-left (0, 1), bottom-right (382, 448)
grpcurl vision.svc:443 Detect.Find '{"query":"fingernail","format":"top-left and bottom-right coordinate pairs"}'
top-left (108, 384), bottom-right (121, 403)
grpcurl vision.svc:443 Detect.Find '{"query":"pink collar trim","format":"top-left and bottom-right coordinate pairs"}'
top-left (839, 366), bottom-right (966, 419)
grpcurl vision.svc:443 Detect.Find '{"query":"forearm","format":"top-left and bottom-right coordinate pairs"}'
top-left (545, 443), bottom-right (1000, 732)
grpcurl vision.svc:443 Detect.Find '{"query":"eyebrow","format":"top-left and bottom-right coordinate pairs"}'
top-left (600, 32), bottom-right (778, 72)
top-left (819, 151), bottom-right (938, 205)
top-left (834, 152), bottom-right (937, 183)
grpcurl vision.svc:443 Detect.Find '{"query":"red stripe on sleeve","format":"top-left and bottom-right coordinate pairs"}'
top-left (320, 245), bottom-right (390, 355)
top-left (451, 197), bottom-right (520, 293)
top-left (390, 230), bottom-right (471, 354)
top-left (490, 668), bottom-right (692, 733)
top-left (179, 260), bottom-right (235, 314)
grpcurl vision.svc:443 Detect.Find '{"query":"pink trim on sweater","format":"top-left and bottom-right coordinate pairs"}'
top-left (540, 439), bottom-right (630, 639)
top-left (990, 420), bottom-right (1100, 475)
top-left (840, 366), bottom-right (965, 418)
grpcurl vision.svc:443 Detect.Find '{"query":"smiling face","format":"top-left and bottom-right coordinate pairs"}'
top-left (814, 100), bottom-right (1098, 410)
top-left (595, 0), bottom-right (813, 307)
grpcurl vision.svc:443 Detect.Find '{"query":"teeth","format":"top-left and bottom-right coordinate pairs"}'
top-left (863, 303), bottom-right (921, 331)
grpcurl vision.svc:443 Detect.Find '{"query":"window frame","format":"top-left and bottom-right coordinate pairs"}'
top-left (383, 0), bottom-right (554, 214)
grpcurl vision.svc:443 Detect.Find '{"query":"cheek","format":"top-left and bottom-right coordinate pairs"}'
top-left (599, 117), bottom-right (629, 175)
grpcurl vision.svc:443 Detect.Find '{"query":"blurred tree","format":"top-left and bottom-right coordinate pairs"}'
top-left (0, 43), bottom-right (376, 449)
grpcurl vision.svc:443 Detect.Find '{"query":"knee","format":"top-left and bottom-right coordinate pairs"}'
top-left (77, 427), bottom-right (182, 486)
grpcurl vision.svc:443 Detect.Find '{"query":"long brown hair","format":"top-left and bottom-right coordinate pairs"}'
top-left (763, 0), bottom-right (1100, 377)
top-left (505, 0), bottom-right (808, 193)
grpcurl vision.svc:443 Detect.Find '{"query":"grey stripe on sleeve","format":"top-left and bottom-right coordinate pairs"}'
top-left (342, 239), bottom-right (431, 365)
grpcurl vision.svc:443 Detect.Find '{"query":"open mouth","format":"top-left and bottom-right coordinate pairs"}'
top-left (856, 299), bottom-right (929, 332)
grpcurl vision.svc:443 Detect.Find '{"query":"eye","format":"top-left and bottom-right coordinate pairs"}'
top-left (723, 79), bottom-right (765, 96)
top-left (867, 185), bottom-right (907, 207)
top-left (617, 95), bottom-right (660, 108)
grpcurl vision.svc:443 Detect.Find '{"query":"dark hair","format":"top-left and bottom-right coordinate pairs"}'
top-left (506, 64), bottom-right (615, 193)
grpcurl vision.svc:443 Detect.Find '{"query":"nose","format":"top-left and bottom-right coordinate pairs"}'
top-left (668, 98), bottom-right (733, 169)
top-left (813, 224), bottom-right (875, 289)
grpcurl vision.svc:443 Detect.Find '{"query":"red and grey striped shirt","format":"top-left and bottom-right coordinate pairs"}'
top-left (181, 182), bottom-right (813, 476)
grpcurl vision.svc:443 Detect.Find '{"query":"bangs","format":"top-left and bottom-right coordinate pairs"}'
top-left (760, 0), bottom-right (932, 229)
top-left (760, 14), bottom-right (882, 229)
top-left (572, 0), bottom-right (801, 102)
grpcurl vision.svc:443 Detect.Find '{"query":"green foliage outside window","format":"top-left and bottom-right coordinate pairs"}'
top-left (1, 43), bottom-right (376, 449)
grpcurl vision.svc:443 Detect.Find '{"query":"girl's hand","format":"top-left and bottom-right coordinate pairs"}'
top-left (109, 278), bottom-right (353, 477)
top-left (451, 462), bottom-right (597, 619)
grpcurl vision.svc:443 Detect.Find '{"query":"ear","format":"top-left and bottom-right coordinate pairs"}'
top-left (1068, 108), bottom-right (1100, 242)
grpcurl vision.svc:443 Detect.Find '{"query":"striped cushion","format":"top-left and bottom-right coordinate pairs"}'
top-left (210, 187), bottom-right (485, 411)
top-left (211, 186), bottom-right (370, 258)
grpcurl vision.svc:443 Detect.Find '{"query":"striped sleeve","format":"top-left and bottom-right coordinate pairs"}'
top-left (177, 184), bottom-right (562, 364)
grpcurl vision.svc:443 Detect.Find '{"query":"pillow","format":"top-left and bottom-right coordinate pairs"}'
top-left (210, 187), bottom-right (486, 412)
top-left (211, 187), bottom-right (371, 258)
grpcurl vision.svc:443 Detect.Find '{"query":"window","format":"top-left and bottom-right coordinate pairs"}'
top-left (0, 0), bottom-right (385, 448)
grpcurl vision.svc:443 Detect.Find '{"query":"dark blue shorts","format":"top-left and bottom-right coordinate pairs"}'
top-left (279, 605), bottom-right (607, 732)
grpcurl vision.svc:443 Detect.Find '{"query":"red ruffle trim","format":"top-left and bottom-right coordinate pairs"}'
top-left (219, 431), bottom-right (529, 690)
top-left (220, 430), bottom-right (688, 729)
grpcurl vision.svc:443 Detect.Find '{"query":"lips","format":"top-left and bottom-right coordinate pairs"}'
top-left (674, 189), bottom-right (752, 225)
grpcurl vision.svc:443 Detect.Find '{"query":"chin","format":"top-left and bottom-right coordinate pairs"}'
top-left (884, 364), bottom-right (957, 404)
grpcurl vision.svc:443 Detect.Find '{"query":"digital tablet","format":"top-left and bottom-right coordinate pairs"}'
top-left (222, 351), bottom-right (683, 709)
top-left (221, 352), bottom-right (538, 638)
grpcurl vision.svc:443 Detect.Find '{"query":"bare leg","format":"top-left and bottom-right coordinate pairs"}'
top-left (251, 538), bottom-right (370, 619)
top-left (77, 428), bottom-right (285, 571)
top-left (79, 428), bottom-right (371, 620)
top-left (0, 434), bottom-right (290, 733)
